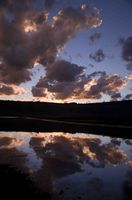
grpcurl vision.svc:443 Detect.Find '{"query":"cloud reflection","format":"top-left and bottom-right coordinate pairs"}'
top-left (0, 131), bottom-right (132, 199)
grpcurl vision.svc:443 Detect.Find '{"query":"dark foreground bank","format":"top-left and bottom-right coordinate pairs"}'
top-left (0, 116), bottom-right (132, 138)
top-left (0, 165), bottom-right (51, 200)
top-left (0, 100), bottom-right (132, 138)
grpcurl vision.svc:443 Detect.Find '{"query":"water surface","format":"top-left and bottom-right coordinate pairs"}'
top-left (0, 131), bottom-right (132, 199)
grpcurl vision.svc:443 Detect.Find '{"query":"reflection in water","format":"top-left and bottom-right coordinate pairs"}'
top-left (0, 131), bottom-right (132, 199)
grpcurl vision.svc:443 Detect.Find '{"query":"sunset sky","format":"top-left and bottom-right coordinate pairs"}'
top-left (0, 0), bottom-right (132, 103)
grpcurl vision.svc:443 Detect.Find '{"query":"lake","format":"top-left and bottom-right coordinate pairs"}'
top-left (0, 131), bottom-right (132, 200)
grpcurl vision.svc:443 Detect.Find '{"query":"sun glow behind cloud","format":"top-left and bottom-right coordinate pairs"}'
top-left (23, 20), bottom-right (38, 33)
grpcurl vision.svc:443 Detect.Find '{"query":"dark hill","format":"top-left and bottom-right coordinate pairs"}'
top-left (0, 100), bottom-right (132, 138)
top-left (0, 100), bottom-right (131, 125)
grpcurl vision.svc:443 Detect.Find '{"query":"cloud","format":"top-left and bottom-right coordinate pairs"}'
top-left (89, 63), bottom-right (95, 68)
top-left (46, 60), bottom-right (85, 82)
top-left (89, 49), bottom-right (105, 62)
top-left (122, 37), bottom-right (132, 61)
top-left (52, 5), bottom-right (101, 31)
top-left (4, 1), bottom-right (129, 103)
top-left (0, 0), bottom-right (32, 11)
top-left (52, 73), bottom-right (125, 100)
top-left (87, 71), bottom-right (106, 78)
top-left (85, 74), bottom-right (126, 99)
top-left (89, 32), bottom-right (101, 43)
top-left (127, 74), bottom-right (132, 81)
top-left (0, 9), bottom-right (35, 84)
top-left (0, 83), bottom-right (26, 95)
top-left (111, 92), bottom-right (121, 101)
top-left (0, 84), bottom-right (16, 95)
top-left (32, 86), bottom-right (46, 97)
top-left (44, 0), bottom-right (59, 10)
top-left (32, 60), bottom-right (86, 98)
top-left (118, 37), bottom-right (125, 45)
top-left (0, 1), bottom-right (101, 92)
top-left (0, 64), bottom-right (32, 85)
top-left (126, 63), bottom-right (132, 70)
top-left (123, 93), bottom-right (132, 100)
top-left (32, 67), bottom-right (127, 100)
top-left (122, 37), bottom-right (132, 70)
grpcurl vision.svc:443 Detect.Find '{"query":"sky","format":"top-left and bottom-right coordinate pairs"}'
top-left (0, 0), bottom-right (132, 103)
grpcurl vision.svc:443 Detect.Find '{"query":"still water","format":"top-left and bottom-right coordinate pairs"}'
top-left (0, 131), bottom-right (132, 200)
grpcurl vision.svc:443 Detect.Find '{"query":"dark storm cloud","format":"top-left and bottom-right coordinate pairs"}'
top-left (0, 1), bottom-right (101, 95)
top-left (89, 32), bottom-right (101, 43)
top-left (89, 49), bottom-right (105, 62)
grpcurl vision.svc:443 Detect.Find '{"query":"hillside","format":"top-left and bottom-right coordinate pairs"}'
top-left (0, 100), bottom-right (131, 137)
top-left (0, 100), bottom-right (131, 125)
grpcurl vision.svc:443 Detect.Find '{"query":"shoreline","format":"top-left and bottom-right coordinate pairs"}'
top-left (0, 116), bottom-right (131, 139)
